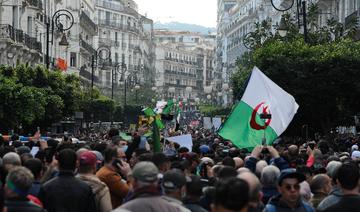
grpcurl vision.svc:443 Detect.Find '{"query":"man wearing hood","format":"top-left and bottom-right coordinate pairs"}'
top-left (77, 151), bottom-right (112, 212)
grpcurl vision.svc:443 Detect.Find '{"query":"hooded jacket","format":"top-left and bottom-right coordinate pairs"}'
top-left (264, 195), bottom-right (314, 212)
top-left (316, 186), bottom-right (342, 211)
top-left (77, 174), bottom-right (112, 212)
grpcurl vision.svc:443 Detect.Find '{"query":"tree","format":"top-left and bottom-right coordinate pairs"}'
top-left (233, 38), bottom-right (360, 135)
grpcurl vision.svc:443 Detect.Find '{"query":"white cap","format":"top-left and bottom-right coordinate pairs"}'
top-left (351, 144), bottom-right (359, 151)
top-left (351, 150), bottom-right (360, 159)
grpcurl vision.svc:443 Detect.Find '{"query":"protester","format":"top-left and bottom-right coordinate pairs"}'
top-left (161, 169), bottom-right (191, 211)
top-left (96, 147), bottom-right (130, 209)
top-left (211, 178), bottom-right (249, 212)
top-left (183, 175), bottom-right (208, 212)
top-left (38, 148), bottom-right (97, 212)
top-left (309, 174), bottom-right (332, 208)
top-left (115, 161), bottom-right (181, 212)
top-left (264, 168), bottom-right (314, 212)
top-left (4, 166), bottom-right (45, 212)
top-left (320, 162), bottom-right (360, 212)
top-left (77, 151), bottom-right (112, 212)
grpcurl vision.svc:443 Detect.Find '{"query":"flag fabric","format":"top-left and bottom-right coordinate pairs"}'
top-left (162, 100), bottom-right (174, 115)
top-left (142, 107), bottom-right (164, 153)
top-left (218, 67), bottom-right (299, 150)
top-left (166, 134), bottom-right (193, 152)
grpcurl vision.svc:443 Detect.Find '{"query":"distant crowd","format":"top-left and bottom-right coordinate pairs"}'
top-left (0, 126), bottom-right (360, 212)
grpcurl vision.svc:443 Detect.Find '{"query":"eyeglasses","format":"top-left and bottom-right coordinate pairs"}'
top-left (284, 184), bottom-right (300, 191)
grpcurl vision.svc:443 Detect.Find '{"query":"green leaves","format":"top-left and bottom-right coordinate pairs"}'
top-left (233, 36), bottom-right (360, 135)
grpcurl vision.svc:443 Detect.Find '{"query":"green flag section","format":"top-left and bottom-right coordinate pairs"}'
top-left (152, 121), bottom-right (161, 153)
top-left (218, 66), bottom-right (299, 150)
top-left (142, 107), bottom-right (163, 153)
top-left (119, 132), bottom-right (132, 141)
top-left (218, 101), bottom-right (277, 150)
top-left (162, 100), bottom-right (174, 115)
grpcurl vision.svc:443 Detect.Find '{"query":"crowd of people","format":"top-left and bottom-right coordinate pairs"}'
top-left (0, 125), bottom-right (359, 212)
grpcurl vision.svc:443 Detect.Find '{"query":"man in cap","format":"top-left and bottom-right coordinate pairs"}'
top-left (264, 168), bottom-right (314, 212)
top-left (77, 151), bottom-right (112, 212)
top-left (115, 161), bottom-right (182, 212)
top-left (162, 169), bottom-right (191, 212)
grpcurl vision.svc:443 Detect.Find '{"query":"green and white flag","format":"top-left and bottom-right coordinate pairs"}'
top-left (218, 67), bottom-right (299, 149)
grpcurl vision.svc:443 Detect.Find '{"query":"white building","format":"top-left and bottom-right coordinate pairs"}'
top-left (93, 0), bottom-right (155, 96)
top-left (0, 0), bottom-right (44, 66)
top-left (154, 30), bottom-right (219, 105)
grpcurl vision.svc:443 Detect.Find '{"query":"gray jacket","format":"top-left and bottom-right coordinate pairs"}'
top-left (117, 196), bottom-right (184, 212)
top-left (316, 186), bottom-right (342, 211)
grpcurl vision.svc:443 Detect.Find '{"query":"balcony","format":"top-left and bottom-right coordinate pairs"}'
top-left (164, 69), bottom-right (197, 78)
top-left (79, 67), bottom-right (99, 83)
top-left (99, 38), bottom-right (117, 47)
top-left (26, 0), bottom-right (43, 9)
top-left (96, 0), bottom-right (138, 16)
top-left (0, 25), bottom-right (42, 52)
top-left (80, 12), bottom-right (97, 35)
top-left (80, 38), bottom-right (95, 55)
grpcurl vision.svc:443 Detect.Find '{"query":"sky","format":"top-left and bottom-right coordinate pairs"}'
top-left (136, 0), bottom-right (217, 28)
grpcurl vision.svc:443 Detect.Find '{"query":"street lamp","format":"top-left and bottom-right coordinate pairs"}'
top-left (92, 46), bottom-right (111, 98)
top-left (134, 85), bottom-right (140, 104)
top-left (186, 86), bottom-right (192, 100)
top-left (271, 0), bottom-right (308, 42)
top-left (46, 9), bottom-right (74, 69)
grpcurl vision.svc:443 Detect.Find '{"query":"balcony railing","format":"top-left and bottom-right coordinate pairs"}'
top-left (79, 67), bottom-right (99, 83)
top-left (80, 38), bottom-right (96, 55)
top-left (96, 0), bottom-right (138, 16)
top-left (80, 12), bottom-right (97, 33)
top-left (27, 0), bottom-right (43, 9)
top-left (98, 19), bottom-right (140, 34)
top-left (0, 24), bottom-right (42, 52)
top-left (164, 69), bottom-right (197, 78)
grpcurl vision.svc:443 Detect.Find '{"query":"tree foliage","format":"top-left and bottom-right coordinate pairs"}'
top-left (0, 65), bottom-right (83, 132)
top-left (233, 6), bottom-right (360, 135)
top-left (233, 37), bottom-right (360, 135)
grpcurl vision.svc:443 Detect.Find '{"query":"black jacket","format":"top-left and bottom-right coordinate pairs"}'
top-left (5, 197), bottom-right (47, 212)
top-left (38, 170), bottom-right (97, 212)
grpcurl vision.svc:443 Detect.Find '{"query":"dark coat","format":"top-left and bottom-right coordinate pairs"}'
top-left (38, 170), bottom-right (97, 212)
top-left (5, 197), bottom-right (47, 212)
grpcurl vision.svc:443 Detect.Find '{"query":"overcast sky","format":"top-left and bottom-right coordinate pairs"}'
top-left (136, 0), bottom-right (217, 28)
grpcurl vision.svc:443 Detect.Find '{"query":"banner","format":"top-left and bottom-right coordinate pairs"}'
top-left (203, 117), bottom-right (212, 129)
top-left (166, 134), bottom-right (193, 152)
top-left (212, 117), bottom-right (222, 130)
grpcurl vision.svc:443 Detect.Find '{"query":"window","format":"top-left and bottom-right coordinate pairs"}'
top-left (70, 52), bottom-right (76, 67)
top-left (27, 16), bottom-right (32, 35)
top-left (115, 53), bottom-right (119, 63)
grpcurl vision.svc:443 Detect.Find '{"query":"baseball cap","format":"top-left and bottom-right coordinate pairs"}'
top-left (162, 169), bottom-right (186, 190)
top-left (131, 161), bottom-right (159, 183)
top-left (79, 151), bottom-right (100, 166)
top-left (351, 150), bottom-right (360, 159)
top-left (278, 168), bottom-right (306, 185)
top-left (199, 145), bottom-right (210, 154)
top-left (352, 144), bottom-right (359, 151)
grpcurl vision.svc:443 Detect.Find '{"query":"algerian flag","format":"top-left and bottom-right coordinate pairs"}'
top-left (218, 67), bottom-right (299, 149)
top-left (162, 99), bottom-right (174, 115)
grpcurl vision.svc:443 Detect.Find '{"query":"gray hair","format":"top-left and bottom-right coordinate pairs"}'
top-left (6, 166), bottom-right (34, 197)
top-left (326, 161), bottom-right (342, 181)
top-left (261, 165), bottom-right (280, 188)
top-left (3, 152), bottom-right (21, 166)
top-left (255, 160), bottom-right (268, 176)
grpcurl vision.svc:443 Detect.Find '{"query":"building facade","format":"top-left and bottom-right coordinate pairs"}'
top-left (216, 0), bottom-right (360, 105)
top-left (92, 0), bottom-right (155, 97)
top-left (154, 30), bottom-right (219, 105)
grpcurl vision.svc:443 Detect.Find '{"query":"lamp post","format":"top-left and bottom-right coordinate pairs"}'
top-left (46, 9), bottom-right (74, 69)
top-left (92, 46), bottom-right (111, 99)
top-left (134, 85), bottom-right (140, 104)
top-left (271, 0), bottom-right (308, 42)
